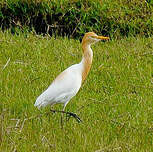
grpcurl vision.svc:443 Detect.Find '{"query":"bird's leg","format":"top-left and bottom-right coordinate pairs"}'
top-left (50, 103), bottom-right (82, 124)
top-left (65, 112), bottom-right (82, 123)
top-left (50, 104), bottom-right (56, 113)
top-left (50, 110), bottom-right (82, 123)
top-left (60, 104), bottom-right (67, 128)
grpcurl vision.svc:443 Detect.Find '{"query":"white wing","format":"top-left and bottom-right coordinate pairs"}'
top-left (34, 63), bottom-right (82, 108)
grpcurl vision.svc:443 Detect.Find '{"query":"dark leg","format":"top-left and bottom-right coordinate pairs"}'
top-left (50, 109), bottom-right (82, 123)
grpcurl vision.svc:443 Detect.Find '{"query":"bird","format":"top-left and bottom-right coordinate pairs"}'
top-left (34, 32), bottom-right (109, 122)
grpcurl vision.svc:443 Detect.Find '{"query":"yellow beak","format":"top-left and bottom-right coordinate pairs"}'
top-left (93, 35), bottom-right (110, 40)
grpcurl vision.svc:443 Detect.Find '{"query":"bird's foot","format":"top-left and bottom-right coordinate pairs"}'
top-left (50, 109), bottom-right (82, 123)
top-left (66, 112), bottom-right (82, 123)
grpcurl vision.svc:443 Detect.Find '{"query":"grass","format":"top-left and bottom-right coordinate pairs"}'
top-left (0, 0), bottom-right (153, 38)
top-left (0, 31), bottom-right (153, 151)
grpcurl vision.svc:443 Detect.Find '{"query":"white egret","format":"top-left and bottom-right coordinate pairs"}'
top-left (34, 32), bottom-right (109, 122)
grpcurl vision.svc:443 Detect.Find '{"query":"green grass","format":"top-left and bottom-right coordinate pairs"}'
top-left (0, 31), bottom-right (153, 152)
top-left (1, 0), bottom-right (153, 38)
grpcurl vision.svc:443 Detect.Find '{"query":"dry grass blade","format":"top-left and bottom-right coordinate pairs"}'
top-left (2, 58), bottom-right (10, 71)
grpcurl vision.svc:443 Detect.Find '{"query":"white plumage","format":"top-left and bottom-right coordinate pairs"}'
top-left (34, 32), bottom-right (109, 113)
top-left (34, 63), bottom-right (82, 110)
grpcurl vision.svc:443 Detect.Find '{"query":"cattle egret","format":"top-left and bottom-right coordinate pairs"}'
top-left (34, 32), bottom-right (109, 122)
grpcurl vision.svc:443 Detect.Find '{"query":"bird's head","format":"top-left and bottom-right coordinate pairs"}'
top-left (82, 32), bottom-right (109, 46)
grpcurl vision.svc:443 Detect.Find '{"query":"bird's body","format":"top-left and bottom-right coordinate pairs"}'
top-left (34, 32), bottom-right (109, 113)
top-left (35, 63), bottom-right (82, 109)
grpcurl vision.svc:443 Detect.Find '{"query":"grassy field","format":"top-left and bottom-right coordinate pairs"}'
top-left (0, 31), bottom-right (153, 152)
